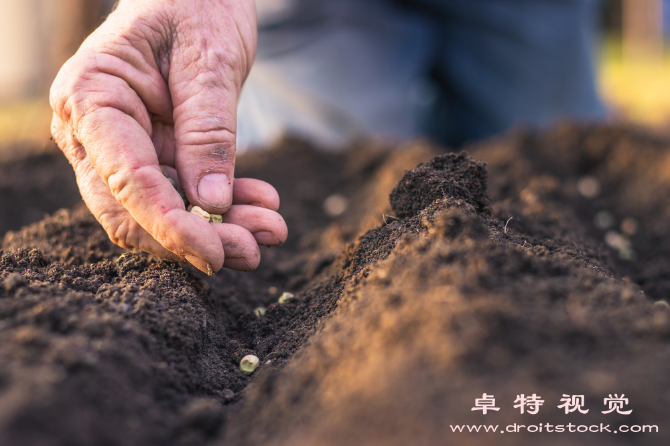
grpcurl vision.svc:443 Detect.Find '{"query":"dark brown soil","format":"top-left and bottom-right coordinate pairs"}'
top-left (0, 150), bottom-right (81, 236)
top-left (1, 124), bottom-right (670, 446)
top-left (390, 151), bottom-right (491, 218)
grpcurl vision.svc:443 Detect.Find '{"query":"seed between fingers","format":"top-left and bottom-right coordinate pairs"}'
top-left (190, 206), bottom-right (210, 221)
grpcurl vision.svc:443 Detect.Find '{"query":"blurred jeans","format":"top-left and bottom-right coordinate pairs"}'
top-left (237, 0), bottom-right (606, 151)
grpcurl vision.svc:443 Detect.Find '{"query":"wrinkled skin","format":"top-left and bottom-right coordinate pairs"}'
top-left (50, 0), bottom-right (287, 274)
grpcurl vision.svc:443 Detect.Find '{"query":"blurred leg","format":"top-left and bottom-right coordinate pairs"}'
top-left (410, 0), bottom-right (607, 146)
top-left (237, 0), bottom-right (436, 151)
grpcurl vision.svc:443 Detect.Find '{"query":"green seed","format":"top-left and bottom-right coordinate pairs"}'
top-left (210, 214), bottom-right (223, 223)
top-left (278, 292), bottom-right (295, 304)
top-left (240, 354), bottom-right (260, 375)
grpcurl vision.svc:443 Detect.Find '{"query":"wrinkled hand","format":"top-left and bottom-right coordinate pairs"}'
top-left (50, 0), bottom-right (287, 274)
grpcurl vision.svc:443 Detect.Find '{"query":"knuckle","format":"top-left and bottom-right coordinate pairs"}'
top-left (106, 167), bottom-right (134, 204)
top-left (178, 127), bottom-right (237, 164)
top-left (149, 208), bottom-right (184, 254)
top-left (107, 164), bottom-right (154, 206)
top-left (98, 211), bottom-right (132, 249)
top-left (71, 93), bottom-right (98, 126)
top-left (51, 54), bottom-right (99, 122)
top-left (51, 122), bottom-right (87, 164)
top-left (178, 115), bottom-right (236, 144)
top-left (72, 86), bottom-right (144, 131)
top-left (66, 147), bottom-right (89, 174)
top-left (74, 104), bottom-right (106, 140)
top-left (52, 54), bottom-right (139, 132)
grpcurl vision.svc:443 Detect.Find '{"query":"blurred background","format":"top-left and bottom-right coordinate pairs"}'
top-left (1, 0), bottom-right (670, 157)
top-left (0, 0), bottom-right (116, 160)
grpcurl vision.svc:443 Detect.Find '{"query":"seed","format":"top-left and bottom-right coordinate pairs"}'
top-left (253, 306), bottom-right (266, 317)
top-left (620, 217), bottom-right (638, 236)
top-left (604, 230), bottom-right (629, 251)
top-left (190, 206), bottom-right (210, 220)
top-left (323, 194), bottom-right (348, 217)
top-left (160, 166), bottom-right (168, 177)
top-left (593, 210), bottom-right (615, 230)
top-left (618, 247), bottom-right (636, 262)
top-left (240, 354), bottom-right (260, 375)
top-left (209, 214), bottom-right (223, 223)
top-left (278, 292), bottom-right (295, 304)
top-left (577, 176), bottom-right (600, 199)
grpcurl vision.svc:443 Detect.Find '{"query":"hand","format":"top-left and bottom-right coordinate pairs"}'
top-left (50, 0), bottom-right (287, 274)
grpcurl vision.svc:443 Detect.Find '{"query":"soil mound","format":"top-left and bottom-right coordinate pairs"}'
top-left (1, 124), bottom-right (670, 446)
top-left (390, 151), bottom-right (490, 218)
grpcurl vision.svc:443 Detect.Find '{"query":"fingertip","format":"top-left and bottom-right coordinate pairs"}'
top-left (254, 231), bottom-right (281, 246)
top-left (264, 214), bottom-right (288, 245)
top-left (157, 208), bottom-right (225, 273)
top-left (233, 178), bottom-right (280, 211)
top-left (223, 257), bottom-right (258, 271)
top-left (185, 254), bottom-right (214, 275)
top-left (210, 223), bottom-right (262, 271)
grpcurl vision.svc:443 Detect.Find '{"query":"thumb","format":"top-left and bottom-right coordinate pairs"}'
top-left (171, 52), bottom-right (246, 214)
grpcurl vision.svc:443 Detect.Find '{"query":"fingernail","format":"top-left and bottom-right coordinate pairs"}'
top-left (254, 231), bottom-right (281, 246)
top-left (225, 257), bottom-right (256, 271)
top-left (198, 173), bottom-right (232, 209)
top-left (184, 254), bottom-right (213, 275)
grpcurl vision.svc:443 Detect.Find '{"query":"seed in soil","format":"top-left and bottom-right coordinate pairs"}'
top-left (577, 176), bottom-right (600, 199)
top-left (605, 230), bottom-right (630, 251)
top-left (190, 206), bottom-right (210, 221)
top-left (618, 248), bottom-right (636, 261)
top-left (278, 292), bottom-right (295, 304)
top-left (620, 217), bottom-right (638, 236)
top-left (323, 194), bottom-right (349, 217)
top-left (593, 210), bottom-right (615, 230)
top-left (240, 355), bottom-right (260, 375)
top-left (253, 307), bottom-right (266, 317)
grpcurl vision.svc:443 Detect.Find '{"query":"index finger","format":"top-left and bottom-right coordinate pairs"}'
top-left (77, 106), bottom-right (225, 272)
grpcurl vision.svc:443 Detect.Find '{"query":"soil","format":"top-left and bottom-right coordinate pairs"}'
top-left (0, 151), bottom-right (81, 236)
top-left (1, 124), bottom-right (669, 446)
